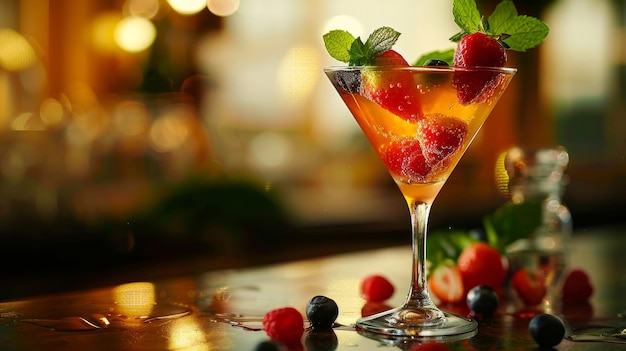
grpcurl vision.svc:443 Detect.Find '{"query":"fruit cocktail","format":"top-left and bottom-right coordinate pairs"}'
top-left (323, 0), bottom-right (548, 339)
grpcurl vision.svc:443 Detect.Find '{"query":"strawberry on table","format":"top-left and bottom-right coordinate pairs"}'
top-left (428, 261), bottom-right (464, 304)
top-left (456, 242), bottom-right (506, 294)
top-left (511, 268), bottom-right (547, 306)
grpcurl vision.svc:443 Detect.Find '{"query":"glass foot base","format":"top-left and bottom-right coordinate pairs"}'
top-left (356, 306), bottom-right (477, 341)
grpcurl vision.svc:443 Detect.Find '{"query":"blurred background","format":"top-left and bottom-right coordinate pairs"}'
top-left (0, 0), bottom-right (624, 298)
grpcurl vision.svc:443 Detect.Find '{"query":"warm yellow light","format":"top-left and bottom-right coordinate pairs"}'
top-left (207, 0), bottom-right (240, 17)
top-left (91, 12), bottom-right (123, 52)
top-left (0, 29), bottom-right (38, 71)
top-left (168, 316), bottom-right (213, 350)
top-left (113, 100), bottom-right (150, 136)
top-left (112, 282), bottom-right (156, 318)
top-left (276, 45), bottom-right (320, 107)
top-left (126, 0), bottom-right (160, 19)
top-left (149, 106), bottom-right (191, 152)
top-left (114, 16), bottom-right (156, 53)
top-left (167, 0), bottom-right (206, 15)
top-left (322, 15), bottom-right (364, 40)
top-left (40, 98), bottom-right (65, 127)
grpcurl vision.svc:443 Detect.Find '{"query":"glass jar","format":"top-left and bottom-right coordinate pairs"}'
top-left (499, 146), bottom-right (572, 298)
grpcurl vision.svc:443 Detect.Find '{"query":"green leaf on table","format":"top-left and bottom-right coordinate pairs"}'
top-left (427, 229), bottom-right (477, 273)
top-left (483, 201), bottom-right (543, 252)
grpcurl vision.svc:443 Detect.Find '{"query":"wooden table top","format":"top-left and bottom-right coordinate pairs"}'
top-left (0, 224), bottom-right (625, 350)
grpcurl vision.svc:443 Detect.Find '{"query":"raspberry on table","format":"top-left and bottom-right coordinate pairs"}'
top-left (361, 274), bottom-right (395, 302)
top-left (262, 307), bottom-right (304, 345)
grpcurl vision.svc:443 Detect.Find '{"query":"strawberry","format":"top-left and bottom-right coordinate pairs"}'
top-left (456, 242), bottom-right (506, 294)
top-left (428, 262), bottom-right (464, 304)
top-left (361, 50), bottom-right (423, 122)
top-left (361, 274), bottom-right (395, 302)
top-left (511, 268), bottom-right (547, 306)
top-left (262, 307), bottom-right (304, 345)
top-left (417, 114), bottom-right (468, 165)
top-left (561, 268), bottom-right (593, 304)
top-left (452, 32), bottom-right (507, 105)
top-left (380, 139), bottom-right (431, 181)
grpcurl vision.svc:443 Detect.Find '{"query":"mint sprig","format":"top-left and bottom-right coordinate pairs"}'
top-left (450, 0), bottom-right (549, 52)
top-left (323, 26), bottom-right (400, 66)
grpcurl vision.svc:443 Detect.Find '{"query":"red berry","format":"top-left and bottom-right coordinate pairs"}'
top-left (453, 32), bottom-right (507, 105)
top-left (262, 307), bottom-right (304, 345)
top-left (361, 274), bottom-right (395, 302)
top-left (417, 114), bottom-right (468, 165)
top-left (561, 268), bottom-right (593, 304)
top-left (428, 262), bottom-right (464, 304)
top-left (362, 50), bottom-right (423, 122)
top-left (408, 342), bottom-right (450, 351)
top-left (511, 268), bottom-right (547, 306)
top-left (457, 242), bottom-right (506, 294)
top-left (381, 140), bottom-right (432, 181)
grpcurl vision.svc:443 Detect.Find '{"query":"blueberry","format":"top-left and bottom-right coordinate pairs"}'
top-left (255, 340), bottom-right (281, 351)
top-left (466, 285), bottom-right (499, 316)
top-left (306, 295), bottom-right (339, 329)
top-left (529, 313), bottom-right (566, 348)
top-left (424, 59), bottom-right (449, 67)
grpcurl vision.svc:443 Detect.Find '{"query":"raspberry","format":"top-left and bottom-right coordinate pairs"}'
top-left (262, 307), bottom-right (304, 345)
top-left (361, 274), bottom-right (395, 302)
top-left (561, 268), bottom-right (593, 304)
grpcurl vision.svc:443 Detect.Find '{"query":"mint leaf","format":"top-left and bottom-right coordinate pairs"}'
top-left (323, 30), bottom-right (355, 63)
top-left (498, 16), bottom-right (550, 51)
top-left (453, 0), bottom-right (481, 34)
top-left (483, 201), bottom-right (543, 252)
top-left (323, 26), bottom-right (402, 66)
top-left (413, 48), bottom-right (455, 66)
top-left (348, 38), bottom-right (371, 66)
top-left (364, 26), bottom-right (401, 58)
top-left (488, 0), bottom-right (518, 35)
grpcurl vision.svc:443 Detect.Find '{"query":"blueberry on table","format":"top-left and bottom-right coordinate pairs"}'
top-left (528, 313), bottom-right (566, 348)
top-left (466, 285), bottom-right (499, 316)
top-left (306, 296), bottom-right (339, 329)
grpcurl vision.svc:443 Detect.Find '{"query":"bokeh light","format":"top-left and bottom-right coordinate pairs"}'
top-left (126, 0), bottom-right (160, 19)
top-left (114, 16), bottom-right (156, 53)
top-left (113, 282), bottom-right (156, 318)
top-left (247, 132), bottom-right (293, 170)
top-left (40, 98), bottom-right (65, 127)
top-left (113, 100), bottom-right (150, 136)
top-left (207, 0), bottom-right (240, 17)
top-left (322, 15), bottom-right (364, 40)
top-left (276, 45), bottom-right (320, 107)
top-left (0, 29), bottom-right (38, 71)
top-left (167, 0), bottom-right (206, 15)
top-left (149, 107), bottom-right (191, 152)
top-left (91, 12), bottom-right (123, 52)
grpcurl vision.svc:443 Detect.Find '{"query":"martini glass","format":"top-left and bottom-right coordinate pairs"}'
top-left (324, 65), bottom-right (516, 338)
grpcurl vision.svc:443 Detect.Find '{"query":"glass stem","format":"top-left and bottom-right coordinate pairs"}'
top-left (405, 199), bottom-right (435, 309)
